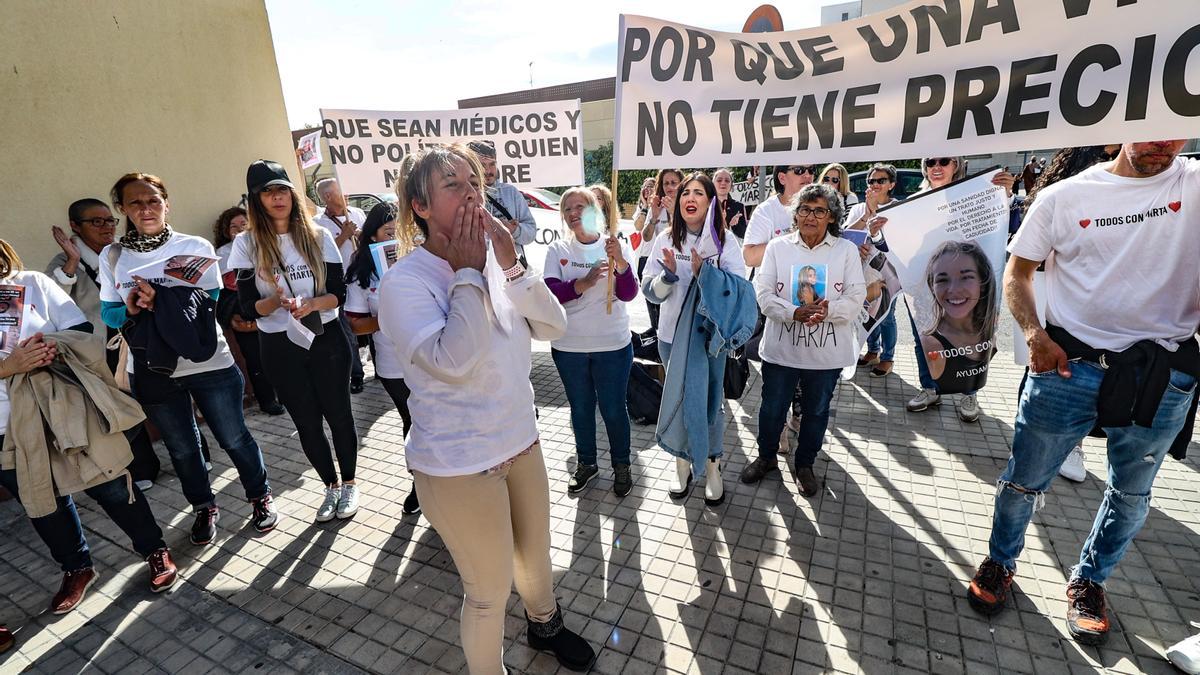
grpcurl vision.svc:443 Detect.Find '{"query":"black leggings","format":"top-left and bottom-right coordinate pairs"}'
top-left (233, 329), bottom-right (279, 409)
top-left (260, 322), bottom-right (358, 485)
top-left (379, 377), bottom-right (412, 439)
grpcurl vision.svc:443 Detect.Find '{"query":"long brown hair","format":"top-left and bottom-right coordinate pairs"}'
top-left (244, 185), bottom-right (328, 291)
top-left (923, 240), bottom-right (997, 341)
top-left (669, 172), bottom-right (724, 251)
top-left (0, 239), bottom-right (23, 279)
top-left (110, 173), bottom-right (168, 234)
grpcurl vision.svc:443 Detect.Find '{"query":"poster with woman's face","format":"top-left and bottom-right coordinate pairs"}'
top-left (790, 264), bottom-right (826, 307)
top-left (875, 169), bottom-right (1010, 394)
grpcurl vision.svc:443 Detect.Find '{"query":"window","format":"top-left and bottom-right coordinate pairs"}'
top-left (842, 12), bottom-right (849, 20)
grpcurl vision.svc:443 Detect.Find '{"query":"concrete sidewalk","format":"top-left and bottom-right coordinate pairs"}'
top-left (1, 328), bottom-right (1197, 674)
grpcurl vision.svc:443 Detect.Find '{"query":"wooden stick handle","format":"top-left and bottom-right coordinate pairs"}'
top-left (606, 167), bottom-right (620, 315)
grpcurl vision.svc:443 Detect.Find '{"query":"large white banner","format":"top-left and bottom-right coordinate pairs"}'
top-left (615, 2), bottom-right (1200, 168)
top-left (879, 169), bottom-right (1010, 394)
top-left (321, 101), bottom-right (585, 194)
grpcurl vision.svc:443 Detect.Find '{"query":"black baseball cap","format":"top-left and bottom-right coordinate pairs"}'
top-left (246, 159), bottom-right (295, 194)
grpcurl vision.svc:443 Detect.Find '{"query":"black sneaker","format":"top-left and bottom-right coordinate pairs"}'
top-left (567, 464), bottom-right (598, 494)
top-left (350, 380), bottom-right (365, 394)
top-left (527, 605), bottom-right (596, 672)
top-left (967, 557), bottom-right (1014, 616)
top-left (250, 495), bottom-right (279, 533)
top-left (739, 457), bottom-right (779, 485)
top-left (190, 506), bottom-right (219, 546)
top-left (402, 490), bottom-right (421, 515)
top-left (1066, 578), bottom-right (1110, 645)
top-left (260, 402), bottom-right (286, 416)
top-left (613, 465), bottom-right (633, 498)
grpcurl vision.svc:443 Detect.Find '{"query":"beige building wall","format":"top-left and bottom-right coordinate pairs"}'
top-left (581, 100), bottom-right (615, 152)
top-left (1, 1), bottom-right (298, 270)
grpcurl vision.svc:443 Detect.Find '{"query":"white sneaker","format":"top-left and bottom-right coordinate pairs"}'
top-left (336, 484), bottom-right (359, 519)
top-left (1167, 633), bottom-right (1200, 675)
top-left (316, 487), bottom-right (340, 523)
top-left (957, 394), bottom-right (980, 423)
top-left (1058, 445), bottom-right (1087, 483)
top-left (906, 388), bottom-right (942, 412)
top-left (134, 480), bottom-right (154, 492)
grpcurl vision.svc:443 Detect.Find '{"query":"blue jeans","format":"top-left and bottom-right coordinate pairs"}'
top-left (757, 362), bottom-right (841, 468)
top-left (905, 302), bottom-right (937, 390)
top-left (132, 365), bottom-right (270, 509)
top-left (0, 453), bottom-right (165, 571)
top-left (551, 345), bottom-right (633, 467)
top-left (866, 303), bottom-right (897, 361)
top-left (988, 360), bottom-right (1197, 583)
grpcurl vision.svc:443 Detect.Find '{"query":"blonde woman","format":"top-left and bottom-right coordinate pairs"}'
top-left (818, 162), bottom-right (859, 206)
top-left (378, 145), bottom-right (594, 673)
top-left (544, 187), bottom-right (638, 497)
top-left (227, 159), bottom-right (360, 522)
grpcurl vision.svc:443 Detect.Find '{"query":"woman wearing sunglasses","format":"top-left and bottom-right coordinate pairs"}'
top-left (818, 163), bottom-right (858, 207)
top-left (743, 164), bottom-right (817, 267)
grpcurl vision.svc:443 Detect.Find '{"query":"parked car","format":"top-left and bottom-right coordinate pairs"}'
top-left (848, 168), bottom-right (924, 203)
top-left (346, 192), bottom-right (397, 214)
top-left (520, 188), bottom-right (562, 211)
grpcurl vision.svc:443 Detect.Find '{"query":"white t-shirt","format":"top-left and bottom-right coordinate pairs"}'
top-left (635, 207), bottom-right (670, 259)
top-left (744, 195), bottom-right (793, 248)
top-left (98, 233), bottom-right (234, 377)
top-left (754, 233), bottom-right (866, 370)
top-left (345, 273), bottom-right (404, 379)
top-left (642, 228), bottom-right (748, 345)
top-left (0, 272), bottom-right (89, 435)
top-left (215, 242), bottom-right (233, 272)
top-left (542, 237), bottom-right (635, 353)
top-left (377, 247), bottom-right (541, 476)
top-left (314, 206), bottom-right (366, 267)
top-left (226, 228), bottom-right (343, 333)
top-left (1009, 158), bottom-right (1200, 352)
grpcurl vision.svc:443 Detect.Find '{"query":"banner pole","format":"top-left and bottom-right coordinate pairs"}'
top-left (607, 167), bottom-right (618, 315)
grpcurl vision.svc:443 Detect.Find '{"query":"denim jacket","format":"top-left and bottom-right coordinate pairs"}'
top-left (695, 263), bottom-right (758, 358)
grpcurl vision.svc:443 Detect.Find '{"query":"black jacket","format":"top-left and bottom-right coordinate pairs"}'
top-left (123, 284), bottom-right (218, 379)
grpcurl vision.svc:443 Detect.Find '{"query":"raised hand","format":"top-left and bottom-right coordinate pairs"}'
top-left (479, 206), bottom-right (518, 270)
top-left (604, 237), bottom-right (627, 273)
top-left (662, 248), bottom-right (677, 275)
top-left (443, 204), bottom-right (486, 272)
top-left (690, 247), bottom-right (703, 277)
top-left (51, 226), bottom-right (81, 263)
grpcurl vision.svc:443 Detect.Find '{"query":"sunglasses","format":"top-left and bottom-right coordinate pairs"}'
top-left (821, 176), bottom-right (840, 185)
top-left (866, 177), bottom-right (892, 185)
top-left (787, 166), bottom-right (815, 176)
top-left (925, 158), bottom-right (955, 168)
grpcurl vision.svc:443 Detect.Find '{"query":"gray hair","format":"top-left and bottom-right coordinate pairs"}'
top-left (314, 178), bottom-right (340, 199)
top-left (868, 163), bottom-right (897, 184)
top-left (790, 183), bottom-right (845, 236)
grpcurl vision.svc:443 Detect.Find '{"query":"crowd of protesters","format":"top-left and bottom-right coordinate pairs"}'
top-left (0, 140), bottom-right (1196, 671)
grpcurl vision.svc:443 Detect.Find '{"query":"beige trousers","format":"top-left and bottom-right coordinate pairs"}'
top-left (413, 444), bottom-right (557, 675)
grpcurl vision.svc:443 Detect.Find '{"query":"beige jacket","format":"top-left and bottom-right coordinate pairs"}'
top-left (1, 330), bottom-right (145, 518)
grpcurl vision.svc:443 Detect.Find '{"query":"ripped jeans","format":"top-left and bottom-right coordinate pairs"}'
top-left (989, 359), bottom-right (1196, 584)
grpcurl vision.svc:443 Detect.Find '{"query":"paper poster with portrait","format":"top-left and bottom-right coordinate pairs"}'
top-left (297, 130), bottom-right (323, 170)
top-left (0, 284), bottom-right (26, 357)
top-left (790, 264), bottom-right (826, 307)
top-left (856, 249), bottom-right (904, 344)
top-left (878, 168), bottom-right (1009, 394)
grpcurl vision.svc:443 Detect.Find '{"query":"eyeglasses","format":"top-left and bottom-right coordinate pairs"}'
top-left (866, 177), bottom-right (892, 185)
top-left (925, 158), bottom-right (955, 168)
top-left (787, 166), bottom-right (815, 176)
top-left (796, 206), bottom-right (831, 219)
top-left (821, 176), bottom-right (840, 185)
top-left (75, 217), bottom-right (118, 228)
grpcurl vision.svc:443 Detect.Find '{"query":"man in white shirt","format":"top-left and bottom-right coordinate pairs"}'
top-left (313, 178), bottom-right (367, 391)
top-left (968, 141), bottom-right (1200, 647)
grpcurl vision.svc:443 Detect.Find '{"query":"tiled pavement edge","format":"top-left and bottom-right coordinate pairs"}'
top-left (1, 310), bottom-right (1198, 674)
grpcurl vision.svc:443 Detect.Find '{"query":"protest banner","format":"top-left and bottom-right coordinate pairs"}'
top-left (877, 168), bottom-right (1010, 394)
top-left (297, 129), bottom-right (323, 170)
top-left (730, 179), bottom-right (764, 206)
top-left (320, 101), bottom-right (585, 194)
top-left (0, 285), bottom-right (25, 356)
top-left (615, 2), bottom-right (1200, 168)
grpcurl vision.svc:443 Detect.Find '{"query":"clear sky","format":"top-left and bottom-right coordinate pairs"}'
top-left (265, 1), bottom-right (823, 129)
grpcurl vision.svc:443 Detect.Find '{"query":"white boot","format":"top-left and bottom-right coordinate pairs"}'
top-left (704, 458), bottom-right (724, 506)
top-left (668, 457), bottom-right (692, 499)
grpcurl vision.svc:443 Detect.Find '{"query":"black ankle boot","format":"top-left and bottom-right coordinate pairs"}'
top-left (526, 604), bottom-right (595, 671)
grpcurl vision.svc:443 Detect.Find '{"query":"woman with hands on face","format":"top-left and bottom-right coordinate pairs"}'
top-left (376, 145), bottom-right (594, 675)
top-left (543, 188), bottom-right (638, 498)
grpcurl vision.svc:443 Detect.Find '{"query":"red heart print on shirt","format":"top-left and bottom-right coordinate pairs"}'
top-left (630, 233), bottom-right (642, 250)
top-left (1169, 201), bottom-right (1182, 212)
top-left (1079, 219), bottom-right (1091, 228)
top-left (833, 282), bottom-right (844, 293)
top-left (559, 258), bottom-right (569, 267)
top-left (927, 350), bottom-right (942, 362)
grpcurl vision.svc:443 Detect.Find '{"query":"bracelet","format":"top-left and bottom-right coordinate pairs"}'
top-left (502, 261), bottom-right (526, 281)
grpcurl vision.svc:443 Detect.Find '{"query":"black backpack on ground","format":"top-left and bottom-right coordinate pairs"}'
top-left (627, 362), bottom-right (663, 425)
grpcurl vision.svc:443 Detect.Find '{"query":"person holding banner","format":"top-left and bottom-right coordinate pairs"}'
top-left (543, 188), bottom-right (638, 497)
top-left (740, 184), bottom-right (865, 496)
top-left (377, 145), bottom-right (594, 673)
top-left (99, 173), bottom-right (278, 545)
top-left (968, 140), bottom-right (1200, 646)
top-left (642, 172), bottom-right (748, 505)
top-left (742, 164), bottom-right (815, 268)
top-left (713, 168), bottom-right (748, 240)
top-left (847, 164), bottom-right (900, 377)
top-left (230, 160), bottom-right (361, 524)
top-left (213, 206), bottom-right (283, 416)
top-left (344, 201), bottom-right (420, 516)
top-left (818, 163), bottom-right (858, 207)
top-left (635, 168), bottom-right (682, 331)
top-left (1, 238), bottom-right (179, 610)
top-left (313, 178), bottom-right (367, 393)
